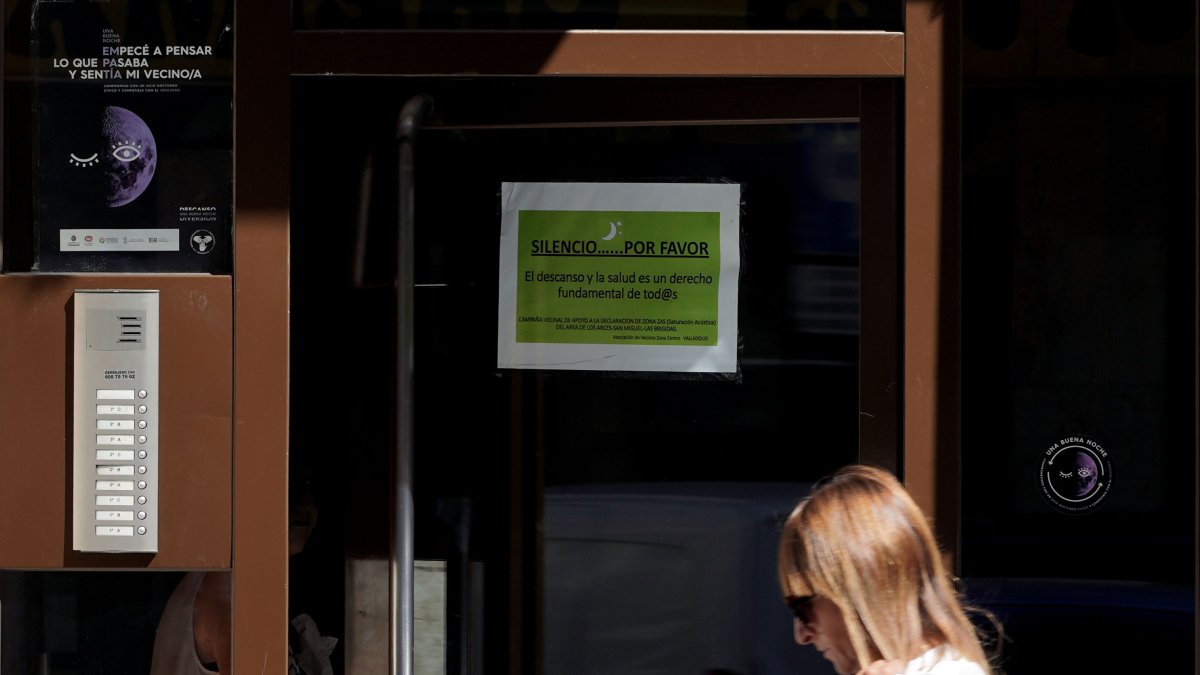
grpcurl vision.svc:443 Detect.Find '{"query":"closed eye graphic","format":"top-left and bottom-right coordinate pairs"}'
top-left (69, 152), bottom-right (98, 167)
top-left (1058, 471), bottom-right (1074, 478)
top-left (112, 142), bottom-right (143, 162)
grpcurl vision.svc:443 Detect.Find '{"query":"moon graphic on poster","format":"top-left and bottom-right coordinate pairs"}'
top-left (602, 220), bottom-right (621, 240)
top-left (1070, 450), bottom-right (1099, 497)
top-left (100, 106), bottom-right (157, 207)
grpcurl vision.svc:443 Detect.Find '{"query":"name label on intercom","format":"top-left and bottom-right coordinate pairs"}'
top-left (73, 290), bottom-right (159, 553)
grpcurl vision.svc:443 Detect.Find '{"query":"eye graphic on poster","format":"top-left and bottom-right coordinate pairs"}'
top-left (69, 152), bottom-right (100, 167)
top-left (101, 106), bottom-right (157, 207)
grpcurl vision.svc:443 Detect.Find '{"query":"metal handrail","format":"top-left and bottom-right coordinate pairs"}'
top-left (391, 93), bottom-right (433, 675)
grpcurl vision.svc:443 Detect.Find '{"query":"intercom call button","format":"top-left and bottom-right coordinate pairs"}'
top-left (97, 511), bottom-right (133, 521)
top-left (96, 434), bottom-right (135, 445)
top-left (97, 405), bottom-right (135, 415)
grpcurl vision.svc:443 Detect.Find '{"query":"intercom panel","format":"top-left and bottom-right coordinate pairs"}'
top-left (73, 290), bottom-right (159, 553)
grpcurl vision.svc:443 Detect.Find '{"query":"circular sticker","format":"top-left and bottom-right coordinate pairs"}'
top-left (1038, 435), bottom-right (1112, 513)
top-left (190, 229), bottom-right (215, 254)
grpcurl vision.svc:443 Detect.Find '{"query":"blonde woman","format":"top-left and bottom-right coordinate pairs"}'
top-left (778, 465), bottom-right (996, 675)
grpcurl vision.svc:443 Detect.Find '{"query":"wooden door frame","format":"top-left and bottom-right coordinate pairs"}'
top-left (231, 2), bottom-right (958, 671)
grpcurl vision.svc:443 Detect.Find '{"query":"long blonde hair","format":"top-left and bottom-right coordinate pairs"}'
top-left (778, 465), bottom-right (992, 672)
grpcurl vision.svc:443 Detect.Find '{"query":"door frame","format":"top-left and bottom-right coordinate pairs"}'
top-left (232, 3), bottom-right (958, 672)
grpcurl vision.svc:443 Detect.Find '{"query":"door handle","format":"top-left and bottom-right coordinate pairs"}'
top-left (391, 93), bottom-right (433, 675)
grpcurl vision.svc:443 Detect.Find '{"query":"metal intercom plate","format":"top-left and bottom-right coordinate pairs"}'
top-left (73, 290), bottom-right (159, 553)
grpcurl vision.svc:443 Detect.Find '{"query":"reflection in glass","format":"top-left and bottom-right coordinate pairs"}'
top-left (544, 483), bottom-right (831, 674)
top-left (292, 77), bottom-right (864, 674)
top-left (0, 571), bottom-right (192, 674)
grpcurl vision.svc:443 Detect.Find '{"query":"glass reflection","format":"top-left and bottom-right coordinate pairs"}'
top-left (292, 76), bottom-right (865, 674)
top-left (0, 571), bottom-right (198, 675)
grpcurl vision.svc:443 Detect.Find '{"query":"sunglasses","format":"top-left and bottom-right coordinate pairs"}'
top-left (786, 595), bottom-right (816, 626)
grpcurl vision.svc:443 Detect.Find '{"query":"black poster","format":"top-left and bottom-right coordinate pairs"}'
top-left (31, 0), bottom-right (233, 273)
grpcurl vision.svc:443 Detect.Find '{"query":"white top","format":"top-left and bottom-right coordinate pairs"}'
top-left (905, 646), bottom-right (988, 675)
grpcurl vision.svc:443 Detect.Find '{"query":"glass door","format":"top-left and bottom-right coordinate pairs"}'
top-left (290, 76), bottom-right (898, 675)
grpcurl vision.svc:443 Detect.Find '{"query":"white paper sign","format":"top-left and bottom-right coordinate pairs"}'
top-left (498, 182), bottom-right (741, 373)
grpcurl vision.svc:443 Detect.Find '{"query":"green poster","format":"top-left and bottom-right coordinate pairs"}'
top-left (516, 209), bottom-right (720, 346)
top-left (498, 182), bottom-right (740, 373)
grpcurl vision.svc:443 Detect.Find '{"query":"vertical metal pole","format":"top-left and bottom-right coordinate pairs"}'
top-left (393, 94), bottom-right (433, 675)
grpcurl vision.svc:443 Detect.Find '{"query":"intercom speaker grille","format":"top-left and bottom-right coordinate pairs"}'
top-left (117, 315), bottom-right (143, 344)
top-left (86, 309), bottom-right (147, 351)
